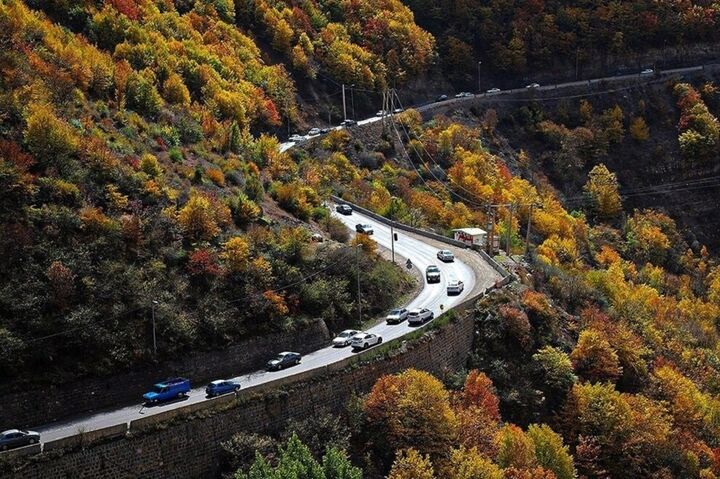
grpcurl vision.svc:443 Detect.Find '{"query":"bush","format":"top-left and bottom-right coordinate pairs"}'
top-left (220, 432), bottom-right (278, 474)
top-left (324, 217), bottom-right (350, 243)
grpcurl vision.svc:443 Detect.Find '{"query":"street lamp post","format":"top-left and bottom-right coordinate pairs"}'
top-left (151, 300), bottom-right (158, 356)
top-left (477, 61), bottom-right (482, 93)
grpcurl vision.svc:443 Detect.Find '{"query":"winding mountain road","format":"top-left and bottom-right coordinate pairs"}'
top-left (32, 207), bottom-right (501, 445)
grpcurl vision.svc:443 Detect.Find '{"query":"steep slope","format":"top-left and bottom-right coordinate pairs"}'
top-left (0, 1), bottom-right (412, 386)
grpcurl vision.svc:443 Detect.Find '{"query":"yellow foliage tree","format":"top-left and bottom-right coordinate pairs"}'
top-left (177, 192), bottom-right (231, 241)
top-left (387, 449), bottom-right (435, 479)
top-left (221, 237), bottom-right (251, 273)
top-left (583, 164), bottom-right (622, 220)
top-left (445, 447), bottom-right (503, 479)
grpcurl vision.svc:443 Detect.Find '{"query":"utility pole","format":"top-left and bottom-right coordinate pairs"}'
top-left (525, 203), bottom-right (535, 256)
top-left (487, 207), bottom-right (495, 255)
top-left (477, 61), bottom-right (482, 93)
top-left (356, 244), bottom-right (362, 324)
top-left (391, 225), bottom-right (396, 263)
top-left (575, 49), bottom-right (580, 80)
top-left (151, 300), bottom-right (158, 356)
top-left (506, 204), bottom-right (514, 256)
top-left (350, 84), bottom-right (355, 120)
top-left (342, 84), bottom-right (347, 121)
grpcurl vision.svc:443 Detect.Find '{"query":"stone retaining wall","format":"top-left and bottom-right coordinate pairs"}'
top-left (1, 319), bottom-right (330, 430)
top-left (1, 303), bottom-right (480, 479)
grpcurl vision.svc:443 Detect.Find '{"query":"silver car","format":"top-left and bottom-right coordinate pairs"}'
top-left (437, 250), bottom-right (455, 262)
top-left (333, 329), bottom-right (360, 347)
top-left (386, 308), bottom-right (409, 324)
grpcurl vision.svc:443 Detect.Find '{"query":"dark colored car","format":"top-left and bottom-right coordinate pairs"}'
top-left (340, 119), bottom-right (357, 127)
top-left (266, 352), bottom-right (301, 371)
top-left (435, 94), bottom-right (448, 102)
top-left (206, 380), bottom-right (241, 397)
top-left (425, 265), bottom-right (441, 283)
top-left (0, 430), bottom-right (40, 451)
top-left (336, 204), bottom-right (353, 215)
top-left (355, 223), bottom-right (374, 235)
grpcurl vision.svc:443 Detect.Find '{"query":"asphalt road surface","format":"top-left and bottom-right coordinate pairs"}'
top-left (34, 207), bottom-right (495, 444)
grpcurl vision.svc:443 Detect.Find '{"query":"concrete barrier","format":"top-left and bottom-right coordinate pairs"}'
top-left (0, 443), bottom-right (41, 459)
top-left (80, 423), bottom-right (127, 444)
top-left (43, 434), bottom-right (82, 452)
top-left (130, 407), bottom-right (185, 432)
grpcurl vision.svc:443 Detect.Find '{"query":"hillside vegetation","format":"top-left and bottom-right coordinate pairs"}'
top-left (0, 0), bottom-right (413, 384)
top-left (403, 0), bottom-right (720, 84)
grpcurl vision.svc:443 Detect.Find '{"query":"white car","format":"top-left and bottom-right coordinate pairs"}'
top-left (386, 308), bottom-right (409, 325)
top-left (408, 308), bottom-right (434, 326)
top-left (393, 108), bottom-right (404, 114)
top-left (289, 134), bottom-right (304, 142)
top-left (486, 88), bottom-right (501, 94)
top-left (333, 329), bottom-right (360, 347)
top-left (640, 68), bottom-right (654, 75)
top-left (525, 83), bottom-right (540, 89)
top-left (376, 110), bottom-right (387, 117)
top-left (437, 250), bottom-right (455, 262)
top-left (308, 128), bottom-right (321, 136)
top-left (351, 332), bottom-right (382, 351)
top-left (447, 279), bottom-right (464, 295)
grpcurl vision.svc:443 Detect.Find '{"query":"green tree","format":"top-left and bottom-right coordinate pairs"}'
top-left (126, 71), bottom-right (163, 117)
top-left (527, 424), bottom-right (576, 479)
top-left (532, 346), bottom-right (576, 394)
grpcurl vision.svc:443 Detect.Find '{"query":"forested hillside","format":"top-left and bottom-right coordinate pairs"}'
top-left (0, 0), bottom-right (414, 384)
top-left (403, 0), bottom-right (720, 84)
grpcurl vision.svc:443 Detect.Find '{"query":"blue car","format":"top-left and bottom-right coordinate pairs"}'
top-left (143, 378), bottom-right (191, 404)
top-left (206, 379), bottom-right (241, 397)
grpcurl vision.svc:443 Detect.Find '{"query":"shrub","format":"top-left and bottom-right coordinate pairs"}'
top-left (324, 217), bottom-right (350, 243)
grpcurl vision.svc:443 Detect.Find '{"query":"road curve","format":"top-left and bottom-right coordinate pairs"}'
top-left (34, 207), bottom-right (499, 444)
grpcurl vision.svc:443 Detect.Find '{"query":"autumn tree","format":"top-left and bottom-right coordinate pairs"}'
top-left (526, 424), bottom-right (575, 479)
top-left (177, 192), bottom-right (231, 241)
top-left (446, 447), bottom-right (503, 479)
top-left (221, 237), bottom-right (251, 273)
top-left (387, 449), bottom-right (435, 479)
top-left (24, 103), bottom-right (79, 170)
top-left (162, 73), bottom-right (191, 106)
top-left (570, 329), bottom-right (622, 384)
top-left (583, 164), bottom-right (622, 220)
top-left (629, 117), bottom-right (649, 141)
top-left (532, 346), bottom-right (576, 399)
top-left (364, 369), bottom-right (457, 466)
top-left (495, 425), bottom-right (537, 470)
